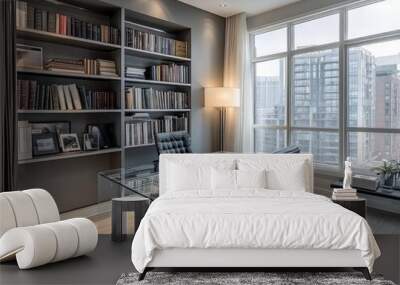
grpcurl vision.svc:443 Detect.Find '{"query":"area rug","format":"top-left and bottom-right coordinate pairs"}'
top-left (116, 271), bottom-right (395, 285)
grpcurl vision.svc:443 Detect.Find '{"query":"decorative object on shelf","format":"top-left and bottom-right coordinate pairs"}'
top-left (343, 157), bottom-right (353, 189)
top-left (204, 87), bottom-right (240, 152)
top-left (32, 132), bottom-right (60, 156)
top-left (372, 159), bottom-right (399, 189)
top-left (59, 133), bottom-right (81, 152)
top-left (87, 124), bottom-right (114, 149)
top-left (16, 44), bottom-right (43, 70)
top-left (83, 133), bottom-right (100, 151)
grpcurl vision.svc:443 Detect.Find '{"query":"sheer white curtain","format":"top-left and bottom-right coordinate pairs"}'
top-left (223, 13), bottom-right (253, 153)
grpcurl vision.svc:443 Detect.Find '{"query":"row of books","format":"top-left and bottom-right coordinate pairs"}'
top-left (16, 1), bottom-right (120, 44)
top-left (45, 58), bottom-right (118, 76)
top-left (125, 27), bottom-right (187, 58)
top-left (147, 64), bottom-right (190, 84)
top-left (125, 87), bottom-right (188, 110)
top-left (125, 114), bottom-right (188, 146)
top-left (17, 80), bottom-right (117, 110)
top-left (331, 188), bottom-right (359, 200)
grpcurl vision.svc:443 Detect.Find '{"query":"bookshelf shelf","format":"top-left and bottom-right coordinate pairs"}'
top-left (124, 46), bottom-right (191, 62)
top-left (17, 28), bottom-right (121, 51)
top-left (18, 109), bottom-right (121, 114)
top-left (124, 109), bottom-right (191, 113)
top-left (124, 78), bottom-right (191, 87)
top-left (17, 69), bottom-right (121, 80)
top-left (18, 147), bottom-right (122, 165)
top-left (124, 144), bottom-right (155, 149)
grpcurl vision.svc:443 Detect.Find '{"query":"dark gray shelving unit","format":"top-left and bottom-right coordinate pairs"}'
top-left (16, 0), bottom-right (192, 212)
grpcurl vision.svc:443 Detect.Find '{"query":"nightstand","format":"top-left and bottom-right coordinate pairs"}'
top-left (332, 198), bottom-right (366, 218)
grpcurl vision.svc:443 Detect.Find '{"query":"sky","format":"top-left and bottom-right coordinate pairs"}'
top-left (255, 0), bottom-right (400, 77)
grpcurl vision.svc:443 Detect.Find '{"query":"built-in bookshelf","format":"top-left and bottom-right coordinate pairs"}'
top-left (15, 0), bottom-right (191, 212)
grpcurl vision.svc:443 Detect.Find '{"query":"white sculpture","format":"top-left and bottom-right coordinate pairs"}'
top-left (343, 157), bottom-right (353, 189)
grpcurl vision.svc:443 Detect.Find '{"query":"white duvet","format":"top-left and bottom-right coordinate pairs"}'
top-left (131, 190), bottom-right (380, 273)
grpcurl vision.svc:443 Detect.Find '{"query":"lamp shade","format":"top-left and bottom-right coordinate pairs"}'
top-left (204, 87), bottom-right (240, 107)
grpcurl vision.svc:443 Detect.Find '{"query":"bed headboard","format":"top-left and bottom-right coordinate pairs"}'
top-left (159, 153), bottom-right (314, 196)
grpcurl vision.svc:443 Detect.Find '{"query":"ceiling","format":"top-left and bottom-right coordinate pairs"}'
top-left (178, 0), bottom-right (301, 17)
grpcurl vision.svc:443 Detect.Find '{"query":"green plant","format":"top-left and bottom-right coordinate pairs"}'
top-left (371, 160), bottom-right (396, 175)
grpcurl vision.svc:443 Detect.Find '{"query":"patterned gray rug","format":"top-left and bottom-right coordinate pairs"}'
top-left (116, 272), bottom-right (395, 285)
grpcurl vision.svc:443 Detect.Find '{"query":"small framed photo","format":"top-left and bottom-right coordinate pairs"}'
top-left (32, 133), bottom-right (60, 156)
top-left (59, 133), bottom-right (81, 152)
top-left (83, 133), bottom-right (99, 151)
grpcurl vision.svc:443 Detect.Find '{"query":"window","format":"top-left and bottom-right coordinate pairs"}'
top-left (347, 0), bottom-right (400, 39)
top-left (254, 58), bottom-right (287, 152)
top-left (251, 0), bottom-right (400, 171)
top-left (292, 49), bottom-right (339, 128)
top-left (255, 59), bottom-right (286, 126)
top-left (348, 39), bottom-right (400, 129)
top-left (294, 14), bottom-right (339, 49)
top-left (254, 27), bottom-right (287, 57)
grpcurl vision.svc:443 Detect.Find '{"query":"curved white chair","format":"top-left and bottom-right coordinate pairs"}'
top-left (0, 189), bottom-right (98, 269)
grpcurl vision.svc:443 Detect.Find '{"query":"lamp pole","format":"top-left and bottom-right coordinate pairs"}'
top-left (219, 107), bottom-right (226, 152)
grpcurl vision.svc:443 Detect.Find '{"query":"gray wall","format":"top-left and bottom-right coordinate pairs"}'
top-left (103, 0), bottom-right (225, 153)
top-left (247, 0), bottom-right (355, 30)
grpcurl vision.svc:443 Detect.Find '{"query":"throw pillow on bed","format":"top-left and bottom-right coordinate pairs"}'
top-left (211, 168), bottom-right (268, 190)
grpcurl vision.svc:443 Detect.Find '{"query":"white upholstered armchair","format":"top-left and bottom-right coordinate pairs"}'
top-left (0, 189), bottom-right (98, 269)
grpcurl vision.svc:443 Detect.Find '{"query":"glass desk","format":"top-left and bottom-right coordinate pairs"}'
top-left (97, 165), bottom-right (159, 241)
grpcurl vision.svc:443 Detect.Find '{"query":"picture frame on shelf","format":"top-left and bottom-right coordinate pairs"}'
top-left (32, 133), bottom-right (60, 156)
top-left (59, 133), bottom-right (81, 152)
top-left (87, 123), bottom-right (114, 149)
top-left (16, 44), bottom-right (43, 70)
top-left (83, 133), bottom-right (100, 151)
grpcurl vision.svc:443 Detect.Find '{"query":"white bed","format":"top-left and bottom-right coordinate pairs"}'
top-left (131, 154), bottom-right (380, 280)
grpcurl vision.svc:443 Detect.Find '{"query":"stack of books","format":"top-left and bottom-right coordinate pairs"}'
top-left (97, 59), bottom-right (118, 77)
top-left (16, 1), bottom-right (120, 45)
top-left (17, 80), bottom-right (117, 110)
top-left (146, 63), bottom-right (190, 83)
top-left (332, 188), bottom-right (358, 200)
top-left (126, 67), bottom-right (146, 79)
top-left (45, 58), bottom-right (85, 74)
top-left (125, 87), bottom-right (188, 110)
top-left (125, 114), bottom-right (188, 146)
top-left (125, 27), bottom-right (188, 58)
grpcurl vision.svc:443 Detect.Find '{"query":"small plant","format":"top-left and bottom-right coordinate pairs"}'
top-left (371, 160), bottom-right (398, 188)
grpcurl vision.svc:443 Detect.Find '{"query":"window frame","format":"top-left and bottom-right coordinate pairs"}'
top-left (250, 0), bottom-right (400, 172)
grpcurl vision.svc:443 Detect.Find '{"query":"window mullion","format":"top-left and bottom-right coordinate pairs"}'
top-left (287, 23), bottom-right (293, 147)
top-left (339, 7), bottom-right (347, 169)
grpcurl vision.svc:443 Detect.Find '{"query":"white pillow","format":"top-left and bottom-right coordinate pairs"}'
top-left (211, 168), bottom-right (236, 190)
top-left (237, 158), bottom-right (307, 191)
top-left (167, 162), bottom-right (212, 191)
top-left (236, 169), bottom-right (267, 189)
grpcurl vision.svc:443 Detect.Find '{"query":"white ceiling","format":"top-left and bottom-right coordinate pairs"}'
top-left (178, 0), bottom-right (301, 17)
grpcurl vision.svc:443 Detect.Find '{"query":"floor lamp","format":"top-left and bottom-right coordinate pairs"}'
top-left (204, 87), bottom-right (240, 152)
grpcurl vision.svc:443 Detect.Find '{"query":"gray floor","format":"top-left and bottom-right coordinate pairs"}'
top-left (1, 235), bottom-right (399, 285)
top-left (0, 235), bottom-right (134, 285)
top-left (367, 208), bottom-right (400, 235)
